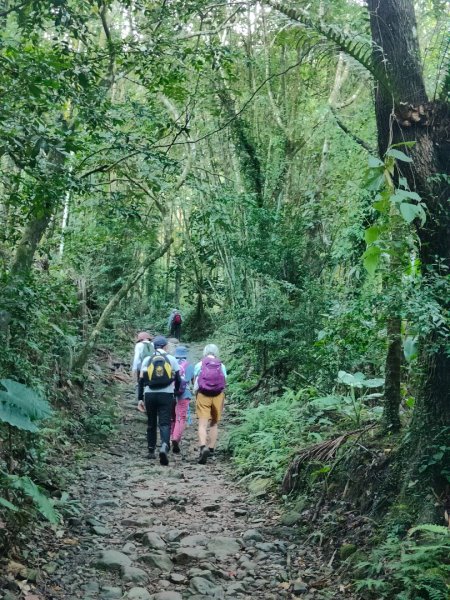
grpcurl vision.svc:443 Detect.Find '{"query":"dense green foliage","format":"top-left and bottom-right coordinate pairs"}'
top-left (0, 0), bottom-right (449, 596)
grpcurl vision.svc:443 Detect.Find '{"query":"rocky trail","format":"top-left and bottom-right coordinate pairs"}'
top-left (7, 344), bottom-right (338, 600)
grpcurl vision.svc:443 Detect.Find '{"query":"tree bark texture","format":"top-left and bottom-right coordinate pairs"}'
top-left (383, 317), bottom-right (402, 433)
top-left (216, 86), bottom-right (264, 207)
top-left (368, 0), bottom-right (450, 489)
top-left (10, 207), bottom-right (53, 275)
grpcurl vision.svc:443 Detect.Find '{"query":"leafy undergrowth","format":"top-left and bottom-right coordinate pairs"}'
top-left (225, 358), bottom-right (450, 600)
top-left (0, 348), bottom-right (124, 556)
top-left (354, 525), bottom-right (450, 599)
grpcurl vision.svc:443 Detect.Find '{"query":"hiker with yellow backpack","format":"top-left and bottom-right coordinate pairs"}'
top-left (137, 336), bottom-right (180, 465)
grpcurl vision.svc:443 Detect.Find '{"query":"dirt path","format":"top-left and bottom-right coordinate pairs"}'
top-left (29, 344), bottom-right (323, 600)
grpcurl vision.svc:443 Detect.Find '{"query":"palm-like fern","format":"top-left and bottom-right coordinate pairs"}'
top-left (263, 0), bottom-right (392, 95)
top-left (0, 379), bottom-right (52, 432)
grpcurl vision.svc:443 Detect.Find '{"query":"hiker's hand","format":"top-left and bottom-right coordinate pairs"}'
top-left (137, 400), bottom-right (145, 413)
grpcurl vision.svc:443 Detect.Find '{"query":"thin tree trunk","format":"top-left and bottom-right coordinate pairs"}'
top-left (383, 317), bottom-right (402, 432)
top-left (73, 238), bottom-right (173, 372)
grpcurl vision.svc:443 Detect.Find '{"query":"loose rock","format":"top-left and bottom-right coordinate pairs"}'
top-left (94, 549), bottom-right (132, 572)
top-left (138, 552), bottom-right (174, 572)
top-left (122, 566), bottom-right (149, 583)
top-left (124, 587), bottom-right (152, 600)
top-left (142, 532), bottom-right (166, 550)
top-left (152, 592), bottom-right (183, 600)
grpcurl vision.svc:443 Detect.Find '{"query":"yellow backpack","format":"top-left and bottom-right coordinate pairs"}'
top-left (147, 353), bottom-right (174, 389)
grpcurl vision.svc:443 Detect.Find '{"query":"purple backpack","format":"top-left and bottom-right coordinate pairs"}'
top-left (198, 357), bottom-right (226, 396)
top-left (175, 360), bottom-right (189, 398)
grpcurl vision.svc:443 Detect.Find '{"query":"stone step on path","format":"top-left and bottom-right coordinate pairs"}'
top-left (34, 344), bottom-right (314, 600)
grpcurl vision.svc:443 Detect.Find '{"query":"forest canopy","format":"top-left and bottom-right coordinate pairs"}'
top-left (0, 0), bottom-right (449, 597)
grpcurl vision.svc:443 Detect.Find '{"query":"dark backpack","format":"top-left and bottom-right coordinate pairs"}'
top-left (173, 313), bottom-right (182, 325)
top-left (147, 352), bottom-right (174, 389)
top-left (198, 357), bottom-right (226, 396)
top-left (175, 360), bottom-right (189, 398)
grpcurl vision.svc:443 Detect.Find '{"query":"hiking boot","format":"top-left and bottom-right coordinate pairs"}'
top-left (148, 448), bottom-right (156, 459)
top-left (159, 443), bottom-right (169, 466)
top-left (198, 446), bottom-right (210, 465)
top-left (172, 440), bottom-right (180, 454)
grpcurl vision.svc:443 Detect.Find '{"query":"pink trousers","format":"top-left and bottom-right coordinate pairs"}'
top-left (170, 397), bottom-right (190, 442)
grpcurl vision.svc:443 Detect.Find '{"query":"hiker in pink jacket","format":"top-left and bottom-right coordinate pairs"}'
top-left (170, 346), bottom-right (194, 454)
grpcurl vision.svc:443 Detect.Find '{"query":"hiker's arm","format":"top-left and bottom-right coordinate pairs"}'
top-left (174, 370), bottom-right (181, 394)
top-left (138, 370), bottom-right (146, 401)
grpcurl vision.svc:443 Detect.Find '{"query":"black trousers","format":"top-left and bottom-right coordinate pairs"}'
top-left (144, 392), bottom-right (174, 450)
top-left (170, 323), bottom-right (181, 339)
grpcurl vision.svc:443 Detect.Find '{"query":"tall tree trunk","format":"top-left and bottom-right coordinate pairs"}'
top-left (383, 317), bottom-right (402, 432)
top-left (368, 0), bottom-right (450, 493)
top-left (216, 85), bottom-right (264, 207)
top-left (10, 206), bottom-right (53, 275)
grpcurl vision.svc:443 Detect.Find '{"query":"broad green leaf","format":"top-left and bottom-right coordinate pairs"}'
top-left (0, 380), bottom-right (51, 432)
top-left (338, 371), bottom-right (357, 386)
top-left (0, 402), bottom-right (39, 432)
top-left (362, 377), bottom-right (385, 388)
top-left (399, 202), bottom-right (420, 223)
top-left (365, 225), bottom-right (381, 244)
top-left (366, 172), bottom-right (385, 191)
top-left (415, 204), bottom-right (427, 225)
top-left (386, 148), bottom-right (413, 162)
top-left (368, 156), bottom-right (383, 168)
top-left (392, 189), bottom-right (421, 202)
top-left (353, 372), bottom-right (366, 383)
top-left (373, 190), bottom-right (390, 213)
top-left (362, 245), bottom-right (382, 275)
top-left (0, 379), bottom-right (52, 421)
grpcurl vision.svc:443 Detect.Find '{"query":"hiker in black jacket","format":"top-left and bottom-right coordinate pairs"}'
top-left (138, 336), bottom-right (180, 465)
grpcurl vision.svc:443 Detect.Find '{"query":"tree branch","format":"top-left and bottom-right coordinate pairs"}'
top-left (0, 1), bottom-right (30, 17)
top-left (72, 238), bottom-right (173, 372)
top-left (123, 173), bottom-right (166, 216)
top-left (330, 107), bottom-right (375, 154)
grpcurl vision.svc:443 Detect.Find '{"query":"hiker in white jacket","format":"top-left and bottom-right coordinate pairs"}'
top-left (132, 332), bottom-right (154, 382)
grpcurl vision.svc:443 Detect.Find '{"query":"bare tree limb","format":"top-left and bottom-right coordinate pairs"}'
top-left (73, 238), bottom-right (173, 372)
top-left (123, 173), bottom-right (166, 216)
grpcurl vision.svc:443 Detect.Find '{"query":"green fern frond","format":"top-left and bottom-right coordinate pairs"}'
top-left (0, 379), bottom-right (52, 432)
top-left (0, 496), bottom-right (19, 512)
top-left (265, 0), bottom-right (392, 93)
top-left (408, 524), bottom-right (450, 537)
top-left (8, 475), bottom-right (59, 523)
top-left (439, 60), bottom-right (450, 102)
